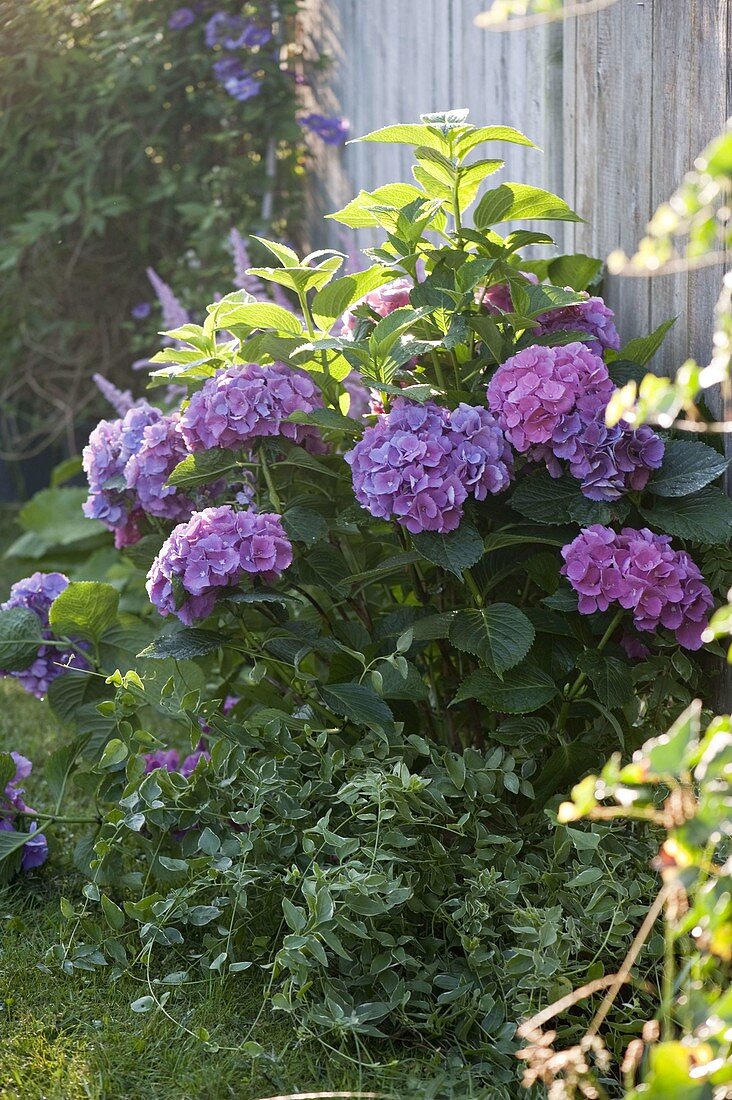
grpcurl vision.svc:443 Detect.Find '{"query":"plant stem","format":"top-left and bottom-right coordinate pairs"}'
top-left (430, 351), bottom-right (448, 394)
top-left (259, 448), bottom-right (283, 512)
top-left (566, 609), bottom-right (624, 703)
top-left (15, 811), bottom-right (100, 825)
top-left (661, 899), bottom-right (676, 1040)
top-left (463, 568), bottom-right (484, 608)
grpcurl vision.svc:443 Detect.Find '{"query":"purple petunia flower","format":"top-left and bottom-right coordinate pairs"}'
top-left (344, 399), bottom-right (511, 534)
top-left (147, 506), bottom-right (293, 624)
top-left (299, 113), bottom-right (350, 146)
top-left (143, 748), bottom-right (181, 773)
top-left (131, 302), bottom-right (151, 321)
top-left (0, 574), bottom-right (88, 698)
top-left (179, 363), bottom-right (325, 454)
top-left (223, 74), bottom-right (261, 102)
top-left (20, 823), bottom-right (49, 870)
top-left (205, 12), bottom-right (269, 49)
top-left (168, 7), bottom-right (196, 29)
top-left (561, 525), bottom-right (714, 650)
top-left (181, 742), bottom-right (211, 777)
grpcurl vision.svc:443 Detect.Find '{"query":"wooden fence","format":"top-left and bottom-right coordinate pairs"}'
top-left (301, 0), bottom-right (731, 379)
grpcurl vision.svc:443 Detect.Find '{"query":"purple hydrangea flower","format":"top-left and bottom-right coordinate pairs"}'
top-left (0, 573), bottom-right (88, 698)
top-left (168, 7), bottom-right (196, 29)
top-left (344, 399), bottom-right (511, 534)
top-left (487, 342), bottom-right (614, 458)
top-left (340, 278), bottom-right (412, 339)
top-left (181, 742), bottom-right (211, 777)
top-left (299, 113), bottom-right (350, 146)
top-left (223, 74), bottom-right (261, 102)
top-left (124, 414), bottom-right (193, 522)
top-left (561, 525), bottom-right (714, 650)
top-left (568, 418), bottom-right (664, 501)
top-left (131, 302), bottom-right (151, 321)
top-left (179, 363), bottom-right (325, 454)
top-left (535, 292), bottom-right (620, 355)
top-left (0, 754), bottom-right (48, 872)
top-left (147, 506), bottom-right (293, 624)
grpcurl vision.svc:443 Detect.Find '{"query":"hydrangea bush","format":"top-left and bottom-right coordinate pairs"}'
top-left (1, 111), bottom-right (730, 1096)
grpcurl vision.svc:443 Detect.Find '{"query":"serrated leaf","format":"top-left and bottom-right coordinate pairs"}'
top-left (546, 253), bottom-right (603, 292)
top-left (510, 471), bottom-right (580, 525)
top-left (311, 265), bottom-right (394, 329)
top-left (453, 659), bottom-right (557, 713)
top-left (648, 440), bottom-right (728, 497)
top-left (321, 682), bottom-right (394, 734)
top-left (475, 183), bottom-right (582, 228)
top-left (354, 124), bottom-right (450, 152)
top-left (45, 734), bottom-right (91, 811)
top-left (576, 651), bottom-right (633, 709)
top-left (166, 449), bottom-right (243, 490)
top-left (138, 629), bottom-right (225, 660)
top-left (620, 317), bottom-right (676, 366)
top-left (212, 301), bottom-right (302, 335)
top-left (326, 184), bottom-right (424, 229)
top-left (49, 581), bottom-right (119, 644)
top-left (47, 671), bottom-right (110, 726)
top-left (639, 487), bottom-right (732, 545)
top-left (283, 506), bottom-right (328, 545)
top-left (455, 125), bottom-right (537, 158)
top-left (0, 608), bottom-right (43, 671)
top-left (449, 605), bottom-right (534, 675)
top-left (249, 235), bottom-right (300, 268)
top-left (413, 523), bottom-right (485, 577)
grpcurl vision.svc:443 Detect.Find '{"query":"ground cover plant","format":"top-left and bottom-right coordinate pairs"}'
top-left (1, 110), bottom-right (731, 1098)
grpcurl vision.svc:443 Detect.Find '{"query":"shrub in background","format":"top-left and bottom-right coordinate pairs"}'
top-left (0, 110), bottom-right (730, 1096)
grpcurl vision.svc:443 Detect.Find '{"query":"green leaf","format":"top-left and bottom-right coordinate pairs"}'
top-left (321, 683), bottom-right (394, 734)
top-left (212, 301), bottom-right (302, 335)
top-left (532, 740), bottom-right (601, 804)
top-left (354, 124), bottom-right (450, 151)
top-left (9, 487), bottom-right (104, 558)
top-left (639, 487), bottom-right (732, 545)
top-left (249, 236), bottom-right (300, 267)
top-left (576, 651), bottom-right (633, 709)
top-left (449, 605), bottom-right (535, 675)
top-left (166, 450), bottom-right (243, 490)
top-left (47, 670), bottom-right (110, 727)
top-left (546, 253), bottom-right (603, 292)
top-left (645, 699), bottom-right (701, 779)
top-left (101, 894), bottom-right (126, 931)
top-left (648, 440), bottom-right (728, 497)
top-left (475, 184), bottom-right (582, 228)
top-left (283, 506), bottom-right (328, 545)
top-left (523, 283), bottom-right (588, 318)
top-left (49, 582), bottom-right (119, 645)
top-left (0, 827), bottom-right (36, 864)
top-left (619, 317), bottom-right (676, 365)
top-left (0, 608), bottom-right (43, 671)
top-left (455, 125), bottom-right (538, 158)
top-left (137, 629), bottom-right (225, 660)
top-left (326, 184), bottom-right (424, 229)
top-left (45, 734), bottom-right (91, 811)
top-left (510, 471), bottom-right (581, 525)
top-left (453, 659), bottom-right (557, 713)
top-left (288, 408), bottom-right (361, 436)
top-left (413, 524), bottom-right (485, 577)
top-left (311, 265), bottom-right (394, 329)
top-left (99, 738), bottom-right (128, 769)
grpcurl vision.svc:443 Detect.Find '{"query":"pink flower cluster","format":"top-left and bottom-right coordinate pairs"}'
top-left (482, 276), bottom-right (620, 355)
top-left (340, 278), bottom-right (412, 338)
top-left (179, 363), bottom-right (325, 454)
top-left (561, 525), bottom-right (714, 650)
top-left (487, 343), bottom-right (663, 500)
top-left (147, 505), bottom-right (293, 624)
top-left (344, 399), bottom-right (512, 534)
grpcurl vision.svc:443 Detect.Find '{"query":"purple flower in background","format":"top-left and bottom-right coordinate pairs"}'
top-left (223, 74), bottom-right (261, 102)
top-left (488, 342), bottom-right (614, 457)
top-left (3, 752), bottom-right (33, 814)
top-left (93, 374), bottom-right (140, 417)
top-left (299, 113), bottom-right (350, 146)
top-left (481, 272), bottom-right (539, 314)
top-left (213, 55), bottom-right (245, 82)
top-left (230, 227), bottom-right (263, 295)
top-left (0, 574), bottom-right (88, 698)
top-left (561, 525), bottom-right (714, 650)
top-left (340, 277), bottom-right (412, 338)
top-left (342, 372), bottom-right (371, 420)
top-left (131, 302), bottom-right (151, 321)
top-left (181, 742), bottom-right (211, 777)
top-left (146, 267), bottom-right (189, 332)
top-left (124, 414), bottom-right (193, 522)
top-left (168, 7), bottom-right (196, 29)
top-left (143, 748), bottom-right (181, 773)
top-left (0, 754), bottom-right (48, 872)
top-left (535, 293), bottom-right (620, 355)
top-left (179, 363), bottom-right (324, 454)
top-left (205, 11), bottom-right (253, 48)
top-left (345, 399), bottom-right (511, 534)
top-left (147, 506), bottom-right (293, 624)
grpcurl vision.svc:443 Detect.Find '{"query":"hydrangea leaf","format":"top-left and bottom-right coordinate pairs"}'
top-left (0, 607), bottom-right (43, 671)
top-left (449, 605), bottom-right (535, 675)
top-left (137, 629), bottom-right (225, 661)
top-left (413, 524), bottom-right (485, 577)
top-left (453, 659), bottom-right (557, 712)
top-left (475, 183), bottom-right (582, 228)
top-left (639, 487), bottom-right (732, 545)
top-left (321, 682), bottom-right (394, 734)
top-left (576, 651), bottom-right (634, 710)
top-left (49, 582), bottom-right (119, 645)
top-left (648, 440), bottom-right (728, 497)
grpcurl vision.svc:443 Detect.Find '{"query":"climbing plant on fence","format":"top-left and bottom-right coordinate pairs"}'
top-left (0, 110), bottom-right (730, 1096)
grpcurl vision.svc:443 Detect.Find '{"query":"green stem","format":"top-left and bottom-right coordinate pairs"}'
top-left (463, 568), bottom-right (484, 608)
top-left (259, 448), bottom-right (283, 512)
top-left (298, 291), bottom-right (316, 338)
top-left (430, 351), bottom-right (448, 394)
top-left (661, 905), bottom-right (676, 1040)
top-left (16, 811), bottom-right (100, 825)
top-left (566, 609), bottom-right (625, 703)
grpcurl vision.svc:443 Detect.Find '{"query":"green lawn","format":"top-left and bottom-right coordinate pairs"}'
top-left (0, 678), bottom-right (489, 1100)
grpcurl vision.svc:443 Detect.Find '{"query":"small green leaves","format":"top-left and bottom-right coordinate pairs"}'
top-left (648, 440), bottom-right (728, 497)
top-left (211, 301), bottom-right (303, 336)
top-left (0, 607), bottom-right (43, 671)
top-left (49, 582), bottom-right (119, 645)
top-left (449, 605), bottom-right (535, 675)
top-left (475, 183), bottom-right (582, 228)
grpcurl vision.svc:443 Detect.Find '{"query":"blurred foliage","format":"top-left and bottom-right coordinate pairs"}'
top-left (0, 0), bottom-right (311, 463)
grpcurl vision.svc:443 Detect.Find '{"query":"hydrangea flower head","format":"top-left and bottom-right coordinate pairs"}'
top-left (345, 399), bottom-right (511, 534)
top-left (0, 750), bottom-right (48, 871)
top-left (0, 573), bottom-right (88, 697)
top-left (487, 342), bottom-right (614, 454)
top-left (147, 506), bottom-right (293, 624)
top-left (179, 363), bottom-right (324, 453)
top-left (561, 525), bottom-right (714, 650)
top-left (536, 292), bottom-right (620, 354)
top-left (340, 277), bottom-right (412, 338)
top-left (124, 413), bottom-right (193, 522)
top-left (568, 418), bottom-right (664, 501)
